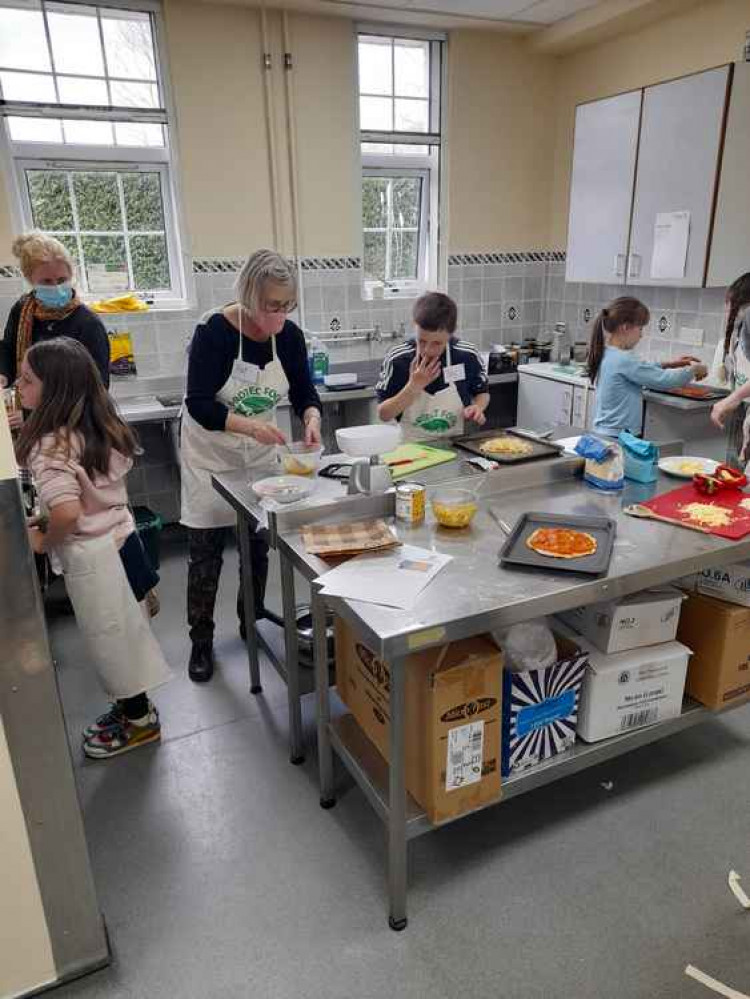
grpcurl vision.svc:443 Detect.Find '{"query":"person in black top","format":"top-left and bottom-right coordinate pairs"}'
top-left (181, 248), bottom-right (322, 682)
top-left (0, 234), bottom-right (110, 420)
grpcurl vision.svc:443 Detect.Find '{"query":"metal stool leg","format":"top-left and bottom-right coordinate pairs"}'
top-left (280, 554), bottom-right (304, 765)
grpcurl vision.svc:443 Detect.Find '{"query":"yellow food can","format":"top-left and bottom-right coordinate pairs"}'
top-left (395, 481), bottom-right (426, 524)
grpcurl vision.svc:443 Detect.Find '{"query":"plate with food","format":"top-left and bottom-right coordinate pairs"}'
top-left (658, 456), bottom-right (719, 479)
top-left (499, 512), bottom-right (617, 575)
top-left (252, 475), bottom-right (316, 505)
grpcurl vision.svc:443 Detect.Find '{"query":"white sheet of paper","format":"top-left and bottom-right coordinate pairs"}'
top-left (319, 544), bottom-right (452, 610)
top-left (651, 210), bottom-right (690, 280)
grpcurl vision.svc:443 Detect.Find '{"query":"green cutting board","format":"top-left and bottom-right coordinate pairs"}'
top-left (382, 443), bottom-right (457, 480)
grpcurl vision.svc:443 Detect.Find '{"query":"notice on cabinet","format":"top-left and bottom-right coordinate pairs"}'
top-left (651, 210), bottom-right (690, 280)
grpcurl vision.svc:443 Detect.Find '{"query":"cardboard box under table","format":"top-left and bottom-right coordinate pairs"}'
top-left (500, 634), bottom-right (588, 777)
top-left (677, 592), bottom-right (750, 710)
top-left (557, 625), bottom-right (691, 743)
top-left (334, 621), bottom-right (502, 824)
top-left (557, 587), bottom-right (684, 655)
top-left (696, 560), bottom-right (750, 609)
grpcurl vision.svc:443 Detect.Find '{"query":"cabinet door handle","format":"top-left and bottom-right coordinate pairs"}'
top-left (628, 252), bottom-right (642, 279)
top-left (614, 253), bottom-right (626, 278)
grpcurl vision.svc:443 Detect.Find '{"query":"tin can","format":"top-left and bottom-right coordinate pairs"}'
top-left (395, 481), bottom-right (426, 523)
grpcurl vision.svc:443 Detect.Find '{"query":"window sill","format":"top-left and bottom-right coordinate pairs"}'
top-left (85, 298), bottom-right (196, 318)
top-left (362, 284), bottom-right (423, 303)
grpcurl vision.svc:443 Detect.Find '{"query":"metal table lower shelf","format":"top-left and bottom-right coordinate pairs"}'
top-left (330, 699), bottom-right (709, 842)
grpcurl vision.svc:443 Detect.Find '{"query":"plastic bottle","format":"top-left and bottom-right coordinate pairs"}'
top-left (309, 337), bottom-right (329, 385)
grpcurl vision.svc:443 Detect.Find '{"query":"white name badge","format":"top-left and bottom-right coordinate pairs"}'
top-left (443, 362), bottom-right (466, 384)
top-left (232, 360), bottom-right (260, 385)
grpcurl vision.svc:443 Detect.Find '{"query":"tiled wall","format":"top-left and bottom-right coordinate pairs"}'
top-left (0, 250), bottom-right (730, 524)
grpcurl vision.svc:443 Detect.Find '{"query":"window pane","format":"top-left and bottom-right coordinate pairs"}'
top-left (390, 230), bottom-right (418, 281)
top-left (73, 172), bottom-right (121, 229)
top-left (130, 233), bottom-right (169, 290)
top-left (55, 233), bottom-right (81, 276)
top-left (47, 5), bottom-right (104, 76)
top-left (393, 144), bottom-right (430, 156)
top-left (57, 75), bottom-right (108, 105)
top-left (81, 234), bottom-right (128, 286)
top-left (102, 11), bottom-right (157, 81)
top-left (110, 79), bottom-right (159, 109)
top-left (391, 177), bottom-right (422, 227)
top-left (361, 142), bottom-right (393, 156)
top-left (26, 170), bottom-right (74, 229)
top-left (394, 40), bottom-right (429, 99)
top-left (363, 231), bottom-right (387, 285)
top-left (394, 98), bottom-right (429, 133)
top-left (0, 5), bottom-right (50, 71)
top-left (362, 177), bottom-right (388, 229)
top-left (114, 121), bottom-right (164, 147)
top-left (8, 115), bottom-right (62, 141)
top-left (0, 70), bottom-right (56, 102)
top-left (358, 37), bottom-right (391, 96)
top-left (123, 172), bottom-right (164, 230)
top-left (62, 118), bottom-right (113, 144)
top-left (360, 96), bottom-right (392, 131)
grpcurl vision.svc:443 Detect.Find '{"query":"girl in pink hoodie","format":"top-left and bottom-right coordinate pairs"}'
top-left (16, 337), bottom-right (171, 759)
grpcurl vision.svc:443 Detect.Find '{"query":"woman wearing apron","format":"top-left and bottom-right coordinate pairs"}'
top-left (710, 273), bottom-right (750, 470)
top-left (376, 292), bottom-right (490, 442)
top-left (181, 250), bottom-right (322, 682)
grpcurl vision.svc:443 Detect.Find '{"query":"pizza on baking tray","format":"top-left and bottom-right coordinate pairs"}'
top-left (478, 436), bottom-right (533, 457)
top-left (525, 526), bottom-right (598, 559)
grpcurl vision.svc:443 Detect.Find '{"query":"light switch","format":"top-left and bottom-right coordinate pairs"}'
top-left (679, 327), bottom-right (704, 346)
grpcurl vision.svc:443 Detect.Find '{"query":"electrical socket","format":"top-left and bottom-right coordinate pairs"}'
top-left (679, 327), bottom-right (704, 346)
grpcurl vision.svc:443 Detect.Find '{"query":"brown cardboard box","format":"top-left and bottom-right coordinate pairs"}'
top-left (677, 592), bottom-right (750, 710)
top-left (335, 619), bottom-right (502, 824)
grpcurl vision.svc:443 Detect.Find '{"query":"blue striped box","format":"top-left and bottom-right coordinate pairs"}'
top-left (502, 636), bottom-right (588, 777)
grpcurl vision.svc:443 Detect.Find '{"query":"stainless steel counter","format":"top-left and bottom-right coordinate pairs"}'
top-left (642, 388), bottom-right (716, 412)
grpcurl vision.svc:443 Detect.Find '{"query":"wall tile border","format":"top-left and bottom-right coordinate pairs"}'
top-left (0, 265), bottom-right (22, 278)
top-left (191, 256), bottom-right (362, 274)
top-left (448, 250), bottom-right (566, 265)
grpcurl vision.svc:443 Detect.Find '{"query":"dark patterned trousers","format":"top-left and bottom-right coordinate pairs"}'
top-left (187, 526), bottom-right (269, 644)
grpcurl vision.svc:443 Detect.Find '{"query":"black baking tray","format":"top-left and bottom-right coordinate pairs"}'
top-left (498, 511), bottom-right (617, 576)
top-left (653, 383), bottom-right (730, 402)
top-left (452, 428), bottom-right (563, 465)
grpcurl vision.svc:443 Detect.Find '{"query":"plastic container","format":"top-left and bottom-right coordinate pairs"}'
top-left (431, 489), bottom-right (478, 528)
top-left (279, 442), bottom-right (324, 477)
top-left (133, 505), bottom-right (163, 570)
top-left (309, 337), bottom-right (329, 385)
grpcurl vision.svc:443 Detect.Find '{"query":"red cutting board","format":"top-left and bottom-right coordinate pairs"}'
top-left (641, 484), bottom-right (750, 539)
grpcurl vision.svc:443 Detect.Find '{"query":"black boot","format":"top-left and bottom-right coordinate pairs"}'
top-left (189, 641), bottom-right (215, 683)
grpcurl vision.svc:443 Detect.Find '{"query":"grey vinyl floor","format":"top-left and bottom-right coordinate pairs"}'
top-left (48, 537), bottom-right (750, 999)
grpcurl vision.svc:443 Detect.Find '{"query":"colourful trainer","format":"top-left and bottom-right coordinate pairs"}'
top-left (83, 711), bottom-right (161, 760)
top-left (82, 701), bottom-right (158, 741)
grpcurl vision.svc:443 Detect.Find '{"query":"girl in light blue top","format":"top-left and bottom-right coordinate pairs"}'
top-left (587, 297), bottom-right (708, 438)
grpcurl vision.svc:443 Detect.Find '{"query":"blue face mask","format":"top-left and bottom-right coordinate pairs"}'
top-left (34, 282), bottom-right (73, 308)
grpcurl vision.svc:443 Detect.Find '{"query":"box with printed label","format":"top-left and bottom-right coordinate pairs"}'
top-left (334, 620), bottom-right (502, 824)
top-left (557, 587), bottom-right (684, 654)
top-left (696, 560), bottom-right (750, 609)
top-left (562, 627), bottom-right (691, 742)
top-left (501, 634), bottom-right (588, 777)
top-left (677, 592), bottom-right (750, 710)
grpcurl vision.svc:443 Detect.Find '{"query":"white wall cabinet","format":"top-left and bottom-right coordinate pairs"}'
top-left (565, 91), bottom-right (642, 284)
top-left (566, 65), bottom-right (731, 288)
top-left (707, 63), bottom-right (750, 287)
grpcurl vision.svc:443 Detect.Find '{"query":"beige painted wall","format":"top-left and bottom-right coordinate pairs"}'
top-left (0, 712), bottom-right (57, 997)
top-left (549, 0), bottom-right (750, 246)
top-left (447, 30), bottom-right (558, 252)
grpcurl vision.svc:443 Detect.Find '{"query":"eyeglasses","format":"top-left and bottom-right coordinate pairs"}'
top-left (260, 299), bottom-right (297, 315)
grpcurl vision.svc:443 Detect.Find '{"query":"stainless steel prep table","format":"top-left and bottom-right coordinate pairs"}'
top-left (211, 446), bottom-right (488, 763)
top-left (276, 462), bottom-right (750, 930)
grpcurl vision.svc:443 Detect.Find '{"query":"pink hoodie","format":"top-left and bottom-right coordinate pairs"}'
top-left (30, 433), bottom-right (135, 546)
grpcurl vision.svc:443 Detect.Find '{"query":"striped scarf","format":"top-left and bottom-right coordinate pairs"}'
top-left (16, 290), bottom-right (82, 371)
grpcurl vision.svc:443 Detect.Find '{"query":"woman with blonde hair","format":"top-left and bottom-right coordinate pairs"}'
top-left (0, 233), bottom-right (110, 424)
top-left (181, 248), bottom-right (322, 682)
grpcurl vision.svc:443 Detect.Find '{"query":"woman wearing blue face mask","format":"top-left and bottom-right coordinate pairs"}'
top-left (0, 233), bottom-right (110, 423)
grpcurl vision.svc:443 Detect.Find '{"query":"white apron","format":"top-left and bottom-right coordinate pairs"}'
top-left (180, 314), bottom-right (289, 529)
top-left (711, 315), bottom-right (750, 465)
top-left (400, 340), bottom-right (465, 443)
top-left (58, 535), bottom-right (172, 700)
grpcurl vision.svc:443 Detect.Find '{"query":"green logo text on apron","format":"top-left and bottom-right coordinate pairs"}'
top-left (232, 385), bottom-right (281, 416)
top-left (415, 409), bottom-right (458, 434)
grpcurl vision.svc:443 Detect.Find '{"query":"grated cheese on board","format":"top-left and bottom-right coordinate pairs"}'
top-left (679, 503), bottom-right (734, 528)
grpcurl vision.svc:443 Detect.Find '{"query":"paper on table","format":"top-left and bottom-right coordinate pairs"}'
top-left (319, 543), bottom-right (452, 610)
top-left (651, 210), bottom-right (690, 280)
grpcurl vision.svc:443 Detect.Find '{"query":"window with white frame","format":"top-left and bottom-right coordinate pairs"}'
top-left (358, 31), bottom-right (442, 297)
top-left (0, 0), bottom-right (184, 301)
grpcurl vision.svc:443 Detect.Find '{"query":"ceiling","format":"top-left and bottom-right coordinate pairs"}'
top-left (335, 0), bottom-right (604, 26)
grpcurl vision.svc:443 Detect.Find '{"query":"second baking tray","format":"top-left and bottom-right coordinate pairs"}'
top-left (498, 511), bottom-right (617, 576)
top-left (452, 429), bottom-right (563, 465)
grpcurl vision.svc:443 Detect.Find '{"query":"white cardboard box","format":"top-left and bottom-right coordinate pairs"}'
top-left (557, 587), bottom-right (684, 654)
top-left (562, 628), bottom-right (691, 743)
top-left (696, 561), bottom-right (750, 609)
